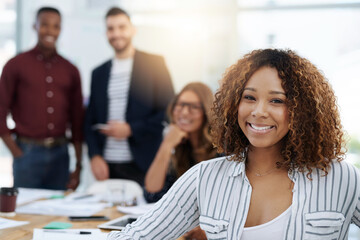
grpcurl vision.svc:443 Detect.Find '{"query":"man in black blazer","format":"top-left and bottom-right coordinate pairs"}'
top-left (84, 7), bottom-right (174, 185)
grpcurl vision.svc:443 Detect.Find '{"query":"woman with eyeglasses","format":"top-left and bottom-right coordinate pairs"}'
top-left (144, 82), bottom-right (217, 240)
top-left (144, 82), bottom-right (217, 199)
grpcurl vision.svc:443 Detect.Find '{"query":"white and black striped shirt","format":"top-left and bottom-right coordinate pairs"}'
top-left (104, 58), bottom-right (133, 163)
top-left (107, 156), bottom-right (360, 239)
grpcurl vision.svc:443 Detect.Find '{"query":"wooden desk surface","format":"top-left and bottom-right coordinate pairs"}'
top-left (0, 205), bottom-right (185, 240)
top-left (0, 206), bottom-right (122, 240)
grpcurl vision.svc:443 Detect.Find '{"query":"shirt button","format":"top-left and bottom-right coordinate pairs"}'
top-left (48, 123), bottom-right (54, 130)
top-left (37, 55), bottom-right (43, 61)
top-left (46, 76), bottom-right (53, 83)
top-left (47, 107), bottom-right (54, 114)
top-left (46, 63), bottom-right (52, 69)
top-left (47, 91), bottom-right (53, 98)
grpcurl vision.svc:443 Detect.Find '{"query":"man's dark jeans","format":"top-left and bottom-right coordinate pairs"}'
top-left (13, 141), bottom-right (70, 190)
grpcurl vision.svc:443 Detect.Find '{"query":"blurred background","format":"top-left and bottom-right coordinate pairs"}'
top-left (1, 0), bottom-right (360, 237)
top-left (0, 0), bottom-right (360, 189)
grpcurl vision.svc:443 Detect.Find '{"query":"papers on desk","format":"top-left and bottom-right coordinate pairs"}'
top-left (64, 192), bottom-right (103, 203)
top-left (17, 188), bottom-right (64, 206)
top-left (33, 228), bottom-right (108, 240)
top-left (16, 199), bottom-right (108, 216)
top-left (117, 203), bottom-right (155, 216)
top-left (0, 217), bottom-right (28, 230)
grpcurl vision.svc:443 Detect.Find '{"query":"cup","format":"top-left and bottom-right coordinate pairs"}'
top-left (0, 187), bottom-right (19, 217)
top-left (107, 183), bottom-right (126, 206)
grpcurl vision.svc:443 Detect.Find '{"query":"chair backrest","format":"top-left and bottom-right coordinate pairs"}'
top-left (87, 179), bottom-right (143, 205)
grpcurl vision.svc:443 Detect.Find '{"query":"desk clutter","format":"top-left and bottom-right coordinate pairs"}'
top-left (16, 198), bottom-right (109, 217)
top-left (0, 182), bottom-right (157, 239)
top-left (0, 217), bottom-right (28, 230)
top-left (16, 188), bottom-right (65, 205)
top-left (33, 228), bottom-right (108, 240)
top-left (15, 185), bottom-right (144, 217)
top-left (43, 221), bottom-right (73, 229)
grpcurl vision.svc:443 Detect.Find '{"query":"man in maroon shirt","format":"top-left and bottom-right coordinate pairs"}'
top-left (0, 7), bottom-right (84, 190)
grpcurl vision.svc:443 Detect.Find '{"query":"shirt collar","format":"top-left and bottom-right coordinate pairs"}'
top-left (228, 157), bottom-right (246, 177)
top-left (32, 45), bottom-right (59, 62)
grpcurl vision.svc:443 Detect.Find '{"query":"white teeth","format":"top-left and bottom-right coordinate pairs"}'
top-left (250, 124), bottom-right (273, 131)
top-left (178, 119), bottom-right (191, 124)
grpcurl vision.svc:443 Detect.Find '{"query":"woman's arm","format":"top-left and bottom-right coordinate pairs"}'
top-left (144, 124), bottom-right (187, 192)
top-left (143, 173), bottom-right (177, 203)
top-left (108, 164), bottom-right (200, 240)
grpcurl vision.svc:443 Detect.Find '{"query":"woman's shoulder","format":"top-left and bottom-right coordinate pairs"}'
top-left (198, 155), bottom-right (235, 166)
top-left (300, 159), bottom-right (360, 181)
top-left (197, 155), bottom-right (243, 176)
top-left (330, 159), bottom-right (360, 177)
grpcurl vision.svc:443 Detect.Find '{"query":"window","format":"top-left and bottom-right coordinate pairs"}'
top-left (0, 0), bottom-right (16, 187)
top-left (237, 1), bottom-right (360, 163)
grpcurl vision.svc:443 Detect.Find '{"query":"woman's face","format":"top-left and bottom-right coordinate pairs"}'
top-left (173, 90), bottom-right (204, 134)
top-left (237, 66), bottom-right (289, 150)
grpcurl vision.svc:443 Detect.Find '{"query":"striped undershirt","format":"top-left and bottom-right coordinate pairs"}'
top-left (107, 156), bottom-right (360, 239)
top-left (104, 58), bottom-right (133, 163)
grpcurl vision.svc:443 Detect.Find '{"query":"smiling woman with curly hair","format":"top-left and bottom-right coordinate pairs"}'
top-left (107, 49), bottom-right (360, 240)
top-left (212, 49), bottom-right (346, 176)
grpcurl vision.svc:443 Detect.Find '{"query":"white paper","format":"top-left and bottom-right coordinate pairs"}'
top-left (64, 192), bottom-right (103, 203)
top-left (117, 203), bottom-right (155, 216)
top-left (0, 217), bottom-right (28, 230)
top-left (33, 228), bottom-right (108, 240)
top-left (16, 188), bottom-right (64, 206)
top-left (16, 199), bottom-right (108, 216)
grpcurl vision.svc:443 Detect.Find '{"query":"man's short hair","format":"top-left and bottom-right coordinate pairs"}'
top-left (105, 7), bottom-right (130, 20)
top-left (36, 7), bottom-right (61, 19)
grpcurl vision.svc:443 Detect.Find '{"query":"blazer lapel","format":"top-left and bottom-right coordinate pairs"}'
top-left (101, 60), bottom-right (112, 122)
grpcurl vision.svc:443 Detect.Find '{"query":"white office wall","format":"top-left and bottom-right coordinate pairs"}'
top-left (237, 8), bottom-right (360, 138)
top-left (17, 0), bottom-right (239, 97)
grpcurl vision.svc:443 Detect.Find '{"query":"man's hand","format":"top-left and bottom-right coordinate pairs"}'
top-left (1, 134), bottom-right (23, 158)
top-left (100, 121), bottom-right (132, 140)
top-left (11, 145), bottom-right (23, 158)
top-left (183, 226), bottom-right (207, 240)
top-left (67, 167), bottom-right (81, 190)
top-left (91, 155), bottom-right (109, 180)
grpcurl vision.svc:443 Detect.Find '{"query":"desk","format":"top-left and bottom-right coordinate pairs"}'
top-left (0, 206), bottom-right (186, 240)
top-left (0, 206), bottom-right (122, 240)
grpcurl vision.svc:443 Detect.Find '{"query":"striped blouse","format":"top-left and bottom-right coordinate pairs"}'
top-left (107, 156), bottom-right (360, 240)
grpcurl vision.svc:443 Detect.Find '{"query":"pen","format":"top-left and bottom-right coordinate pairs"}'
top-left (43, 230), bottom-right (92, 235)
top-left (73, 194), bottom-right (93, 200)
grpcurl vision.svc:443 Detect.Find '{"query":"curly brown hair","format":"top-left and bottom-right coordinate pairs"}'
top-left (168, 82), bottom-right (217, 177)
top-left (211, 49), bottom-right (346, 175)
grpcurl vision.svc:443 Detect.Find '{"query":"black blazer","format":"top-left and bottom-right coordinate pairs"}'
top-left (84, 50), bottom-right (174, 172)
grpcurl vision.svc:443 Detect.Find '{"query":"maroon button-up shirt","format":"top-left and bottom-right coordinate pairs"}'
top-left (0, 46), bottom-right (84, 142)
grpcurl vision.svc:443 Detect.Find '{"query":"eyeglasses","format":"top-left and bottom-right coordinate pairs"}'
top-left (174, 102), bottom-right (203, 115)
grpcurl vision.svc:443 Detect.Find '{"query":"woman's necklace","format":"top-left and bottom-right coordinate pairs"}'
top-left (246, 165), bottom-right (278, 177)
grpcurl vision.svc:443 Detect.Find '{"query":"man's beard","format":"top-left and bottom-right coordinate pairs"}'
top-left (110, 38), bottom-right (131, 54)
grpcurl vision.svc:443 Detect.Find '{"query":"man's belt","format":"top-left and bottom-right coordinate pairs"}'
top-left (17, 136), bottom-right (68, 148)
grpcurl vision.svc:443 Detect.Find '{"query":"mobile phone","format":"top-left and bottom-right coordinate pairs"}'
top-left (68, 216), bottom-right (109, 221)
top-left (92, 124), bottom-right (109, 130)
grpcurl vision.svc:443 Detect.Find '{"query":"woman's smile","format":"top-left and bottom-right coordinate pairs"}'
top-left (247, 122), bottom-right (275, 133)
